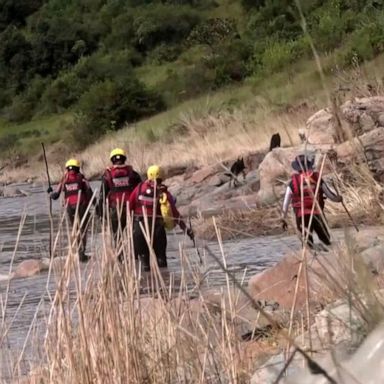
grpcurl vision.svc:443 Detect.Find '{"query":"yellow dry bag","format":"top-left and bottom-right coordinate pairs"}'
top-left (159, 192), bottom-right (175, 230)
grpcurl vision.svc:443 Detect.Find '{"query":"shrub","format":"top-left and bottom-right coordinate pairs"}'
top-left (3, 96), bottom-right (34, 123)
top-left (133, 4), bottom-right (201, 52)
top-left (310, 7), bottom-right (345, 52)
top-left (0, 133), bottom-right (19, 151)
top-left (156, 64), bottom-right (216, 105)
top-left (205, 39), bottom-right (252, 87)
top-left (41, 72), bottom-right (81, 113)
top-left (261, 39), bottom-right (297, 74)
top-left (187, 18), bottom-right (238, 47)
top-left (71, 77), bottom-right (165, 148)
top-left (148, 44), bottom-right (182, 64)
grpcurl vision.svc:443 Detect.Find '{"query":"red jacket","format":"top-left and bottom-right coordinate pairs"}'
top-left (128, 180), bottom-right (185, 229)
top-left (54, 171), bottom-right (93, 207)
top-left (290, 171), bottom-right (324, 217)
top-left (102, 165), bottom-right (141, 207)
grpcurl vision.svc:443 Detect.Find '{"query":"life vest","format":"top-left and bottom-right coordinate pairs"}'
top-left (63, 171), bottom-right (88, 207)
top-left (106, 165), bottom-right (135, 207)
top-left (134, 181), bottom-right (162, 218)
top-left (159, 192), bottom-right (176, 230)
top-left (291, 171), bottom-right (324, 217)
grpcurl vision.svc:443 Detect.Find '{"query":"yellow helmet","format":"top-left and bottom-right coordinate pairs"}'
top-left (110, 148), bottom-right (126, 160)
top-left (147, 164), bottom-right (163, 181)
top-left (65, 158), bottom-right (80, 168)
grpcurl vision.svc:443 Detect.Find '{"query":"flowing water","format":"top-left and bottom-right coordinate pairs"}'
top-left (0, 182), bottom-right (304, 380)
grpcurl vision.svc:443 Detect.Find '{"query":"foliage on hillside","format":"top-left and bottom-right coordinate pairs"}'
top-left (0, 0), bottom-right (384, 149)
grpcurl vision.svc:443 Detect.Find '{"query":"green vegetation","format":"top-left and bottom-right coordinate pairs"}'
top-left (0, 113), bottom-right (72, 157)
top-left (0, 0), bottom-right (384, 155)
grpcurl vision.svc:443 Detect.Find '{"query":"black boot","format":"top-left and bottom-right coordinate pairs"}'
top-left (79, 252), bottom-right (90, 263)
top-left (157, 257), bottom-right (167, 268)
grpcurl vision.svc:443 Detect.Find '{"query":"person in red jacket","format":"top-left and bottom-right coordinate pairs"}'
top-left (281, 154), bottom-right (342, 250)
top-left (128, 164), bottom-right (193, 271)
top-left (96, 148), bottom-right (141, 258)
top-left (48, 159), bottom-right (93, 262)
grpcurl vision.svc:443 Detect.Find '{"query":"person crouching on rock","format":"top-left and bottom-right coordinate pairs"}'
top-left (48, 159), bottom-right (93, 262)
top-left (96, 148), bottom-right (142, 260)
top-left (281, 154), bottom-right (342, 250)
top-left (128, 165), bottom-right (194, 271)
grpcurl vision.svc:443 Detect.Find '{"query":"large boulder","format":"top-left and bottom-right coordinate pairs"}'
top-left (306, 108), bottom-right (338, 145)
top-left (334, 127), bottom-right (384, 181)
top-left (283, 321), bottom-right (384, 384)
top-left (341, 96), bottom-right (384, 135)
top-left (248, 253), bottom-right (310, 310)
top-left (360, 128), bottom-right (384, 180)
top-left (256, 148), bottom-right (295, 205)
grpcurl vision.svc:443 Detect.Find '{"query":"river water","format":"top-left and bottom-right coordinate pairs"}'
top-left (0, 182), bottom-right (304, 381)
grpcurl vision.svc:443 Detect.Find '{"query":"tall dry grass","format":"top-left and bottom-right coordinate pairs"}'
top-left (0, 100), bottom-right (312, 185)
top-left (80, 103), bottom-right (309, 179)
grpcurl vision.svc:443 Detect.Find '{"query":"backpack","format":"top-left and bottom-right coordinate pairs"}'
top-left (159, 192), bottom-right (175, 230)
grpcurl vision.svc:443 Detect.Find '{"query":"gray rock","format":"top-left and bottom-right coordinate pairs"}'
top-left (377, 112), bottom-right (384, 127)
top-left (306, 108), bottom-right (338, 145)
top-left (361, 245), bottom-right (384, 274)
top-left (0, 186), bottom-right (29, 198)
top-left (359, 112), bottom-right (376, 133)
top-left (283, 322), bottom-right (384, 384)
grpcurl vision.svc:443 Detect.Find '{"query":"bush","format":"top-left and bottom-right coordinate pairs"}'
top-left (156, 64), bottom-right (216, 105)
top-left (261, 39), bottom-right (297, 74)
top-left (310, 5), bottom-right (345, 52)
top-left (71, 77), bottom-right (165, 148)
top-left (133, 4), bottom-right (201, 52)
top-left (42, 50), bottom-right (142, 113)
top-left (3, 96), bottom-right (34, 123)
top-left (148, 44), bottom-right (183, 64)
top-left (187, 18), bottom-right (238, 47)
top-left (336, 23), bottom-right (384, 67)
top-left (41, 72), bottom-right (81, 113)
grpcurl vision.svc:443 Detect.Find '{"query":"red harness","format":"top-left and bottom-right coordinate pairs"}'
top-left (134, 181), bottom-right (161, 217)
top-left (106, 165), bottom-right (134, 207)
top-left (291, 171), bottom-right (323, 217)
top-left (63, 171), bottom-right (87, 207)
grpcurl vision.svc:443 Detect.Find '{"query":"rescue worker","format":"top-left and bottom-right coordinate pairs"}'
top-left (128, 165), bottom-right (194, 271)
top-left (48, 159), bottom-right (93, 262)
top-left (97, 148), bottom-right (141, 257)
top-left (281, 154), bottom-right (342, 250)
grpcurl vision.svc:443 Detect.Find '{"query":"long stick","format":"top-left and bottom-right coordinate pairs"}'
top-left (341, 200), bottom-right (359, 232)
top-left (331, 179), bottom-right (359, 232)
top-left (41, 143), bottom-right (54, 258)
top-left (189, 216), bottom-right (202, 265)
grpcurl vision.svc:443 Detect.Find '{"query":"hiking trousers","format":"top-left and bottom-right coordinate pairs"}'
top-left (295, 214), bottom-right (331, 249)
top-left (109, 206), bottom-right (127, 239)
top-left (67, 204), bottom-right (90, 257)
top-left (133, 218), bottom-right (167, 270)
top-left (109, 206), bottom-right (131, 262)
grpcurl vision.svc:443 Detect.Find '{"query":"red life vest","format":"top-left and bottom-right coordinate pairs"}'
top-left (63, 171), bottom-right (88, 207)
top-left (106, 165), bottom-right (135, 207)
top-left (134, 181), bottom-right (162, 218)
top-left (291, 171), bottom-right (324, 217)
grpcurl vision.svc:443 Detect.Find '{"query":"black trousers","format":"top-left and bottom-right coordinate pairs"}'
top-left (110, 207), bottom-right (127, 239)
top-left (133, 218), bottom-right (167, 269)
top-left (109, 207), bottom-right (129, 262)
top-left (67, 204), bottom-right (90, 256)
top-left (296, 214), bottom-right (331, 248)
